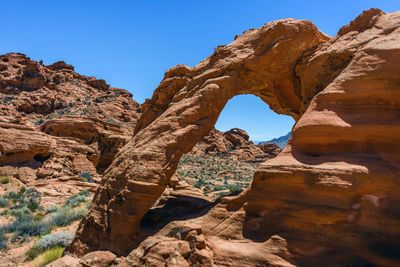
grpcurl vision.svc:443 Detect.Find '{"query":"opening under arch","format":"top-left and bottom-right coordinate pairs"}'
top-left (215, 94), bottom-right (295, 144)
top-left (140, 93), bottom-right (296, 235)
top-left (176, 94), bottom-right (295, 197)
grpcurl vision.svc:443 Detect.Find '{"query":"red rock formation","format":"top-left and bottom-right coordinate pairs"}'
top-left (67, 9), bottom-right (400, 266)
top-left (0, 118), bottom-right (51, 166)
top-left (67, 17), bottom-right (328, 256)
top-left (0, 53), bottom-right (141, 129)
top-left (191, 127), bottom-right (281, 162)
top-left (257, 142), bottom-right (281, 158)
top-left (0, 52), bottom-right (268, 198)
top-left (40, 116), bottom-right (129, 173)
top-left (0, 53), bottom-right (141, 201)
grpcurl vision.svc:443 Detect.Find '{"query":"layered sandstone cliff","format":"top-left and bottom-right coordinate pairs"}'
top-left (0, 53), bottom-right (142, 199)
top-left (65, 8), bottom-right (400, 267)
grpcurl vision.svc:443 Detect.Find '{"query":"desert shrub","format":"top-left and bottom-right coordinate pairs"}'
top-left (226, 183), bottom-right (244, 194)
top-left (64, 190), bottom-right (89, 207)
top-left (4, 187), bottom-right (41, 212)
top-left (9, 207), bottom-right (31, 219)
top-left (34, 232), bottom-right (73, 251)
top-left (26, 231), bottom-right (74, 259)
top-left (194, 178), bottom-right (206, 189)
top-left (79, 171), bottom-right (94, 183)
top-left (4, 216), bottom-right (51, 240)
top-left (4, 190), bottom-right (17, 200)
top-left (50, 207), bottom-right (87, 227)
top-left (46, 205), bottom-right (59, 214)
top-left (0, 209), bottom-right (8, 215)
top-left (1, 189), bottom-right (90, 244)
top-left (213, 184), bottom-right (227, 191)
top-left (0, 197), bottom-right (8, 208)
top-left (31, 246), bottom-right (64, 267)
top-left (0, 188), bottom-right (49, 243)
top-left (0, 230), bottom-right (8, 250)
top-left (0, 177), bottom-right (9, 184)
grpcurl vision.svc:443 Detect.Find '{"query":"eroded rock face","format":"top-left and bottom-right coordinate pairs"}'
top-left (0, 119), bottom-right (51, 166)
top-left (257, 142), bottom-right (282, 158)
top-left (41, 116), bottom-right (129, 173)
top-left (0, 53), bottom-right (141, 203)
top-left (67, 9), bottom-right (400, 266)
top-left (191, 127), bottom-right (281, 162)
top-left (117, 206), bottom-right (295, 267)
top-left (0, 53), bottom-right (141, 127)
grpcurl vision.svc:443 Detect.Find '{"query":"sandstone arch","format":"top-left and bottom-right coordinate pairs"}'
top-left (67, 9), bottom-right (400, 266)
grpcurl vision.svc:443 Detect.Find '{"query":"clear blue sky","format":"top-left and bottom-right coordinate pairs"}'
top-left (1, 1), bottom-right (399, 141)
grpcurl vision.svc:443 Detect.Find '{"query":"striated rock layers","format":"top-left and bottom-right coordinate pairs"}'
top-left (67, 9), bottom-right (400, 266)
top-left (0, 53), bottom-right (141, 198)
top-left (0, 53), bottom-right (141, 127)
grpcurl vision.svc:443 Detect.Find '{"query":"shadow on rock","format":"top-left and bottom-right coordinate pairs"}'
top-left (140, 194), bottom-right (219, 234)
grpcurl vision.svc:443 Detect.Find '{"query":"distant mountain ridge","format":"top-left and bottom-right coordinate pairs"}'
top-left (257, 132), bottom-right (291, 148)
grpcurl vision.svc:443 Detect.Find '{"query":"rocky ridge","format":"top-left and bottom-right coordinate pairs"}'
top-left (0, 53), bottom-right (142, 201)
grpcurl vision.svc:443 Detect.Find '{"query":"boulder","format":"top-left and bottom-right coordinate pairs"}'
top-left (47, 255), bottom-right (79, 267)
top-left (79, 251), bottom-right (117, 267)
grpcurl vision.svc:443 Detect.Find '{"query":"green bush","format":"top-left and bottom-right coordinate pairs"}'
top-left (213, 184), bottom-right (228, 191)
top-left (50, 207), bottom-right (87, 227)
top-left (0, 177), bottom-right (10, 184)
top-left (46, 205), bottom-right (59, 214)
top-left (0, 230), bottom-right (8, 250)
top-left (0, 209), bottom-right (8, 215)
top-left (4, 190), bottom-right (17, 200)
top-left (226, 183), bottom-right (244, 194)
top-left (0, 197), bottom-right (8, 208)
top-left (32, 246), bottom-right (64, 267)
top-left (4, 188), bottom-right (41, 213)
top-left (194, 178), bottom-right (206, 189)
top-left (0, 188), bottom-right (91, 245)
top-left (26, 231), bottom-right (74, 259)
top-left (79, 171), bottom-right (94, 183)
top-left (9, 207), bottom-right (31, 219)
top-left (4, 216), bottom-right (51, 240)
top-left (64, 190), bottom-right (90, 207)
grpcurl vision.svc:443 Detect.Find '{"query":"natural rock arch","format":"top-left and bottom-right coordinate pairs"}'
top-left (67, 9), bottom-right (400, 266)
top-left (66, 18), bottom-right (326, 255)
